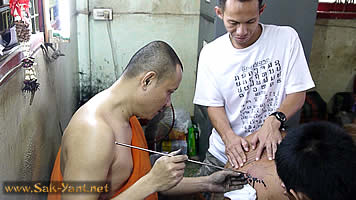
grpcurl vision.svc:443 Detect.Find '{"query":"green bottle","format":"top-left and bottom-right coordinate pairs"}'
top-left (188, 127), bottom-right (196, 156)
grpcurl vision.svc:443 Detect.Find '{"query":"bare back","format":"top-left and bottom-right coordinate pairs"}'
top-left (60, 90), bottom-right (135, 199)
top-left (225, 132), bottom-right (287, 200)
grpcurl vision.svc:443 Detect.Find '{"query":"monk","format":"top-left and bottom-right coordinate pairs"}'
top-left (48, 41), bottom-right (245, 200)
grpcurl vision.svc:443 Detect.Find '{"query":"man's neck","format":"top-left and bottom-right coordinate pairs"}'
top-left (106, 79), bottom-right (136, 122)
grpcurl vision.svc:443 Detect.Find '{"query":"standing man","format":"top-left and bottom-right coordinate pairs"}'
top-left (48, 41), bottom-right (245, 200)
top-left (193, 0), bottom-right (314, 191)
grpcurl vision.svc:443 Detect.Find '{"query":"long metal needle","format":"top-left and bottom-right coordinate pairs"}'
top-left (114, 141), bottom-right (227, 171)
top-left (114, 141), bottom-right (267, 187)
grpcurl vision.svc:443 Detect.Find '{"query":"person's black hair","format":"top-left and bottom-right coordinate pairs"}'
top-left (217, 0), bottom-right (264, 11)
top-left (275, 121), bottom-right (356, 200)
top-left (122, 41), bottom-right (183, 82)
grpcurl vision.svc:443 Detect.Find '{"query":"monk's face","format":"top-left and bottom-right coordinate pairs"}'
top-left (143, 64), bottom-right (182, 120)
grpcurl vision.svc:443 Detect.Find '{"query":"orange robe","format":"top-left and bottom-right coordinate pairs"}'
top-left (48, 116), bottom-right (158, 200)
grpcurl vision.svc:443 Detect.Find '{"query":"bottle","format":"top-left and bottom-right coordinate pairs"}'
top-left (193, 124), bottom-right (199, 155)
top-left (188, 127), bottom-right (196, 157)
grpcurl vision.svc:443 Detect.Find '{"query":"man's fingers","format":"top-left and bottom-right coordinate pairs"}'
top-left (226, 184), bottom-right (244, 191)
top-left (174, 162), bottom-right (186, 170)
top-left (169, 149), bottom-right (182, 156)
top-left (230, 179), bottom-right (248, 185)
top-left (241, 138), bottom-right (249, 152)
top-left (170, 154), bottom-right (188, 163)
top-left (251, 134), bottom-right (258, 150)
top-left (236, 147), bottom-right (246, 164)
top-left (228, 151), bottom-right (239, 169)
top-left (231, 148), bottom-right (244, 168)
top-left (278, 139), bottom-right (282, 144)
top-left (272, 142), bottom-right (278, 159)
top-left (223, 170), bottom-right (242, 177)
top-left (230, 175), bottom-right (246, 181)
top-left (266, 142), bottom-right (273, 160)
top-left (255, 145), bottom-right (264, 161)
top-left (227, 154), bottom-right (236, 168)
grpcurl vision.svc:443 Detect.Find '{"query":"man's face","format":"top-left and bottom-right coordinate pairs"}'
top-left (143, 64), bottom-right (182, 120)
top-left (217, 0), bottom-right (261, 49)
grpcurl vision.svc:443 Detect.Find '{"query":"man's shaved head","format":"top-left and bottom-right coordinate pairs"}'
top-left (122, 41), bottom-right (183, 82)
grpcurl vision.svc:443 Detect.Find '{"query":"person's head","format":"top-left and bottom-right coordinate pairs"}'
top-left (122, 41), bottom-right (183, 119)
top-left (275, 121), bottom-right (356, 200)
top-left (215, 0), bottom-right (265, 49)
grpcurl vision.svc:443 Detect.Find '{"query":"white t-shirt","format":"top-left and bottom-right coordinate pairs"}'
top-left (193, 24), bottom-right (315, 163)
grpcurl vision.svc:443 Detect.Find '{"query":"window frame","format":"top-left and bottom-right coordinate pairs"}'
top-left (317, 2), bottom-right (356, 19)
top-left (0, 5), bottom-right (13, 34)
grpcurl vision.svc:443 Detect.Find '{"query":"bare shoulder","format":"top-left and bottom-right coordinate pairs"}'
top-left (61, 105), bottom-right (116, 173)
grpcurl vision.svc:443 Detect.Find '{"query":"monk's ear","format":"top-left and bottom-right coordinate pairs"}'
top-left (141, 71), bottom-right (156, 90)
top-left (215, 6), bottom-right (224, 20)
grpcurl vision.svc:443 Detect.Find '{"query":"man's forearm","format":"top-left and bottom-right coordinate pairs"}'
top-left (207, 106), bottom-right (234, 142)
top-left (277, 91), bottom-right (306, 120)
top-left (112, 174), bottom-right (156, 200)
top-left (160, 177), bottom-right (210, 195)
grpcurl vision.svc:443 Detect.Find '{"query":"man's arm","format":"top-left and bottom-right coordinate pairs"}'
top-left (61, 122), bottom-right (117, 200)
top-left (251, 91), bottom-right (306, 161)
top-left (113, 151), bottom-right (188, 200)
top-left (207, 106), bottom-right (249, 169)
top-left (160, 170), bottom-right (245, 196)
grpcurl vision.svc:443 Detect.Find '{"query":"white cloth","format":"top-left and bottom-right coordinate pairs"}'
top-left (193, 24), bottom-right (315, 163)
top-left (0, 44), bottom-right (4, 56)
top-left (224, 184), bottom-right (256, 200)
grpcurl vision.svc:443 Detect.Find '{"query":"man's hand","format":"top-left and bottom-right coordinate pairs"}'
top-left (146, 150), bottom-right (188, 192)
top-left (224, 134), bottom-right (249, 169)
top-left (251, 116), bottom-right (282, 161)
top-left (207, 170), bottom-right (247, 193)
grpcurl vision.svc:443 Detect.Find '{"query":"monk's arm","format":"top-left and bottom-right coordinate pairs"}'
top-left (62, 123), bottom-right (117, 200)
top-left (160, 176), bottom-right (211, 195)
top-left (63, 122), bottom-right (171, 200)
top-left (114, 154), bottom-right (188, 200)
top-left (160, 170), bottom-right (244, 196)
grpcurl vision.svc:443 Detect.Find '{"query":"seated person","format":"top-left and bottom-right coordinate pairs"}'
top-left (275, 121), bottom-right (356, 200)
top-left (48, 41), bottom-right (245, 200)
top-left (222, 132), bottom-right (287, 200)
top-left (223, 121), bottom-right (356, 200)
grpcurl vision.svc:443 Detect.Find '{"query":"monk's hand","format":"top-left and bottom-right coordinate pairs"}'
top-left (207, 170), bottom-right (247, 193)
top-left (251, 116), bottom-right (282, 161)
top-left (147, 149), bottom-right (188, 192)
top-left (223, 133), bottom-right (249, 169)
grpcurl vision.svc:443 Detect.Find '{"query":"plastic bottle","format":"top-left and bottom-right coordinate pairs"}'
top-left (188, 127), bottom-right (196, 156)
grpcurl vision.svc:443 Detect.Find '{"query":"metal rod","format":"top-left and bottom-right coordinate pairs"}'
top-left (115, 141), bottom-right (227, 171)
top-left (114, 142), bottom-right (267, 187)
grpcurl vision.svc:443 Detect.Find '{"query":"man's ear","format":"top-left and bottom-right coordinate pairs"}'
top-left (141, 71), bottom-right (156, 90)
top-left (215, 6), bottom-right (224, 20)
top-left (259, 4), bottom-right (266, 15)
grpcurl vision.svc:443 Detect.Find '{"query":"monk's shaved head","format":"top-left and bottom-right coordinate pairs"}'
top-left (122, 41), bottom-right (183, 82)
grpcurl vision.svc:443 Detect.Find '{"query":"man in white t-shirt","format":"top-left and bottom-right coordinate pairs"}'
top-left (193, 0), bottom-right (314, 197)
